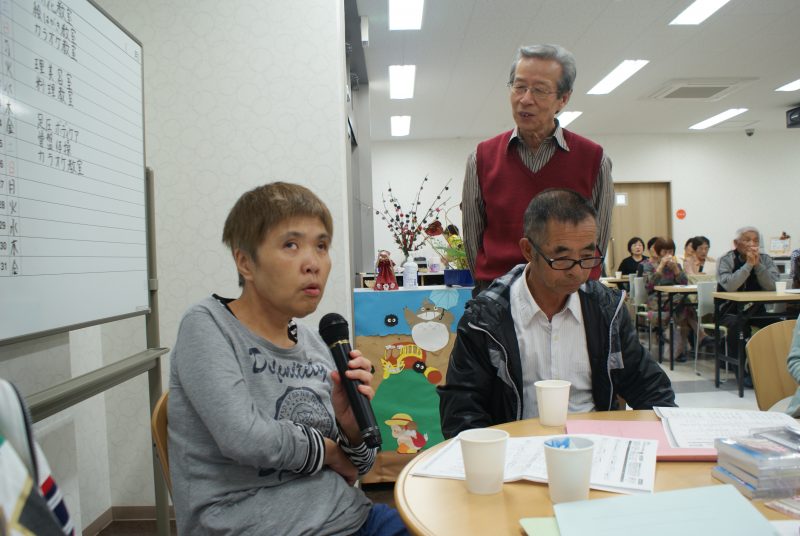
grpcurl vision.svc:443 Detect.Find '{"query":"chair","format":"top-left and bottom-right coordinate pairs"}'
top-left (694, 281), bottom-right (728, 378)
top-left (746, 319), bottom-right (798, 411)
top-left (633, 277), bottom-right (655, 351)
top-left (151, 391), bottom-right (172, 495)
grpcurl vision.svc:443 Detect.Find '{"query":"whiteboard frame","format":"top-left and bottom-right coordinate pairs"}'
top-left (0, 0), bottom-right (150, 347)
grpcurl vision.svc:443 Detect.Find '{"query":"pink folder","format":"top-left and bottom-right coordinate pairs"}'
top-left (565, 420), bottom-right (717, 461)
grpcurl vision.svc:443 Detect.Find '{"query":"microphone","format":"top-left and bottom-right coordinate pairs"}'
top-left (319, 313), bottom-right (382, 449)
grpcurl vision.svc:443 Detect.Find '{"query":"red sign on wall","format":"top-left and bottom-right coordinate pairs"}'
top-left (676, 209), bottom-right (686, 220)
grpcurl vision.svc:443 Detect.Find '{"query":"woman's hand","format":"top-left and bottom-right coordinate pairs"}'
top-left (330, 349), bottom-right (375, 444)
top-left (323, 438), bottom-right (358, 486)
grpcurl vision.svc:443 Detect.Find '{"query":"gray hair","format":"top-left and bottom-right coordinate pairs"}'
top-left (734, 226), bottom-right (759, 241)
top-left (523, 189), bottom-right (597, 246)
top-left (508, 44), bottom-right (577, 96)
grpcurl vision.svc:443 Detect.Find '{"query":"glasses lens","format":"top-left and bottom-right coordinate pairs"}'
top-left (550, 259), bottom-right (576, 270)
top-left (579, 257), bottom-right (604, 268)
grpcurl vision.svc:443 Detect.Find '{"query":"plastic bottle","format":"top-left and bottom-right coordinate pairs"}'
top-left (402, 257), bottom-right (419, 288)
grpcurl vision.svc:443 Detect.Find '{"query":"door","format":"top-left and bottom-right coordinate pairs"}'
top-left (607, 182), bottom-right (671, 272)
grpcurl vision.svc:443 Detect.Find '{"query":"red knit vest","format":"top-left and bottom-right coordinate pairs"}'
top-left (475, 129), bottom-right (603, 281)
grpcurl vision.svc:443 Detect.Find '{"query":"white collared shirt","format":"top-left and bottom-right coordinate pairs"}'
top-left (510, 268), bottom-right (595, 419)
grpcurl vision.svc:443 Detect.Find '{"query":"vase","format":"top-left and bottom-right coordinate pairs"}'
top-left (444, 268), bottom-right (474, 287)
top-left (402, 255), bottom-right (419, 288)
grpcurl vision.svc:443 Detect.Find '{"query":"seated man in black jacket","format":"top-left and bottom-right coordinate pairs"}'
top-left (438, 189), bottom-right (675, 438)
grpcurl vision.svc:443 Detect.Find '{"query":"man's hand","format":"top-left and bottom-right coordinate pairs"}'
top-left (745, 246), bottom-right (760, 267)
top-left (323, 438), bottom-right (358, 486)
top-left (330, 349), bottom-right (375, 444)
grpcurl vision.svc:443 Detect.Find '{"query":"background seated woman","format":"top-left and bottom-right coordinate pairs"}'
top-left (684, 235), bottom-right (716, 276)
top-left (640, 237), bottom-right (706, 362)
top-left (618, 236), bottom-right (648, 276)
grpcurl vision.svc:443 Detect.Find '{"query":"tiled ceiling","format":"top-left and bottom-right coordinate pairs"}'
top-left (355, 0), bottom-right (800, 140)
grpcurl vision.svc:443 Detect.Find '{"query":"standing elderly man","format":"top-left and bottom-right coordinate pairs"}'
top-left (438, 189), bottom-right (674, 439)
top-left (717, 227), bottom-right (780, 372)
top-left (462, 44), bottom-right (614, 296)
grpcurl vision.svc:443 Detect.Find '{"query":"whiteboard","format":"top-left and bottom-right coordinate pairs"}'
top-left (0, 0), bottom-right (148, 344)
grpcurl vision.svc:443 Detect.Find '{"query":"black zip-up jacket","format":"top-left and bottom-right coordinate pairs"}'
top-left (438, 265), bottom-right (676, 439)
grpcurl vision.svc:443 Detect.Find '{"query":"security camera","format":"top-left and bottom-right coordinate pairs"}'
top-left (745, 128), bottom-right (754, 137)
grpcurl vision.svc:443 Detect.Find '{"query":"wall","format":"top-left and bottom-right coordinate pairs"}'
top-left (0, 0), bottom-right (351, 530)
top-left (371, 139), bottom-right (471, 267)
top-left (371, 130), bottom-right (800, 264)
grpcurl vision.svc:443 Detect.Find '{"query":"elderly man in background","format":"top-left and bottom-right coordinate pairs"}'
top-left (717, 226), bottom-right (780, 385)
top-left (718, 226), bottom-right (779, 293)
top-left (461, 44), bottom-right (613, 297)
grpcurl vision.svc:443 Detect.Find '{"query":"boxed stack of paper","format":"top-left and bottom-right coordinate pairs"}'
top-left (712, 426), bottom-right (800, 499)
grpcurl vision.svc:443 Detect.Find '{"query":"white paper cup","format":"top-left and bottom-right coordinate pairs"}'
top-left (544, 436), bottom-right (594, 504)
top-left (615, 271), bottom-right (622, 279)
top-left (535, 380), bottom-right (571, 426)
top-left (776, 281), bottom-right (787, 294)
top-left (457, 428), bottom-right (509, 494)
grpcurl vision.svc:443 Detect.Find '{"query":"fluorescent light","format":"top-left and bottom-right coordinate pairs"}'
top-left (389, 65), bottom-right (416, 99)
top-left (391, 116), bottom-right (411, 136)
top-left (688, 108), bottom-right (747, 130)
top-left (776, 78), bottom-right (800, 92)
top-left (670, 0), bottom-right (731, 25)
top-left (360, 16), bottom-right (369, 46)
top-left (557, 111), bottom-right (582, 127)
top-left (389, 0), bottom-right (424, 30)
top-left (587, 60), bottom-right (649, 95)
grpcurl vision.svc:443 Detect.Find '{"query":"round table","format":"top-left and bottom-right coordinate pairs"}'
top-left (394, 411), bottom-right (792, 535)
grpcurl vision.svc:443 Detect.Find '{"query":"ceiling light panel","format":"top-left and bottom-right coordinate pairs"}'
top-left (389, 65), bottom-right (416, 99)
top-left (389, 0), bottom-right (424, 30)
top-left (688, 108), bottom-right (747, 130)
top-left (587, 60), bottom-right (649, 95)
top-left (776, 78), bottom-right (800, 92)
top-left (557, 111), bottom-right (582, 128)
top-left (670, 0), bottom-right (731, 25)
top-left (391, 115), bottom-right (411, 136)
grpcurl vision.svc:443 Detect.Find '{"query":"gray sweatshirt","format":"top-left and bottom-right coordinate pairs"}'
top-left (717, 250), bottom-right (779, 292)
top-left (168, 296), bottom-right (373, 535)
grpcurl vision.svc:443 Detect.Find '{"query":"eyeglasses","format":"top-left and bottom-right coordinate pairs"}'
top-left (508, 83), bottom-right (556, 100)
top-left (530, 241), bottom-right (604, 270)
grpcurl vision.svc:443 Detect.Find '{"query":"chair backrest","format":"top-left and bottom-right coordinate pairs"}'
top-left (627, 274), bottom-right (636, 298)
top-left (151, 391), bottom-right (172, 495)
top-left (687, 273), bottom-right (716, 285)
top-left (746, 320), bottom-right (798, 411)
top-left (633, 277), bottom-right (647, 306)
top-left (696, 281), bottom-right (717, 319)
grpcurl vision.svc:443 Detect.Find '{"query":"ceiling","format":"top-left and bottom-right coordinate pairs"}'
top-left (353, 0), bottom-right (800, 141)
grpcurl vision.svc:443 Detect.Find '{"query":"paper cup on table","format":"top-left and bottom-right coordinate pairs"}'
top-left (615, 271), bottom-right (622, 279)
top-left (535, 380), bottom-right (571, 426)
top-left (544, 436), bottom-right (594, 504)
top-left (776, 281), bottom-right (787, 294)
top-left (457, 428), bottom-right (509, 494)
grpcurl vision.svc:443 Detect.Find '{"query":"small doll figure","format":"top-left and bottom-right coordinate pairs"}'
top-left (374, 249), bottom-right (398, 291)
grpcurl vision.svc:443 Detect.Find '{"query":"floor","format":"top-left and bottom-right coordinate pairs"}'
top-left (96, 340), bottom-right (757, 535)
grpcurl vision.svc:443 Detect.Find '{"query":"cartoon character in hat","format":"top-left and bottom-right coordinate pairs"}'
top-left (385, 413), bottom-right (429, 454)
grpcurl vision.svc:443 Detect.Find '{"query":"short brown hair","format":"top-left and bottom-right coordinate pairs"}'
top-left (652, 237), bottom-right (676, 256)
top-left (222, 182), bottom-right (333, 285)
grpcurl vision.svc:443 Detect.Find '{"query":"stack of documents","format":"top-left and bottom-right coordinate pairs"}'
top-left (654, 407), bottom-right (800, 449)
top-left (410, 434), bottom-right (658, 494)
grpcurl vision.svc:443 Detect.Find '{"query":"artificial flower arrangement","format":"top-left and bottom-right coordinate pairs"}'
top-left (375, 176), bottom-right (452, 260)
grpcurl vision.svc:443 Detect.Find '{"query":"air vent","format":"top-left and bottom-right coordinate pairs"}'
top-left (649, 78), bottom-right (755, 101)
